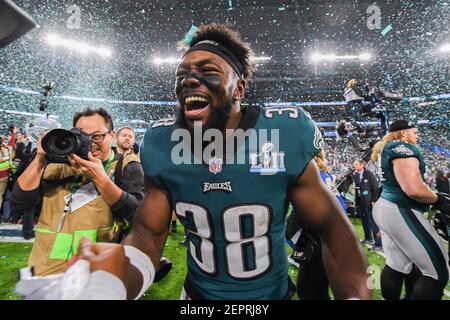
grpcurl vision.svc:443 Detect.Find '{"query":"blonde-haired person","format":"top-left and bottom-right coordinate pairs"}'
top-left (371, 120), bottom-right (449, 300)
top-left (346, 79), bottom-right (358, 88)
top-left (314, 150), bottom-right (349, 209)
top-left (343, 78), bottom-right (365, 105)
top-left (314, 149), bottom-right (329, 171)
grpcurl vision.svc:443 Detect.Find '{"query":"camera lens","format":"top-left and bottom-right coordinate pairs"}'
top-left (41, 128), bottom-right (91, 163)
top-left (42, 129), bottom-right (77, 159)
top-left (50, 135), bottom-right (75, 155)
top-left (54, 137), bottom-right (71, 150)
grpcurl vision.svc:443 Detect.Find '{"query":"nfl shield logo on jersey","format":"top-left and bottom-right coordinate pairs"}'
top-left (209, 157), bottom-right (223, 174)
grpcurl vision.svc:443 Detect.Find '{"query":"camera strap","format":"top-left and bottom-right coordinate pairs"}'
top-left (56, 151), bottom-right (116, 232)
top-left (103, 151), bottom-right (115, 174)
top-left (56, 175), bottom-right (81, 232)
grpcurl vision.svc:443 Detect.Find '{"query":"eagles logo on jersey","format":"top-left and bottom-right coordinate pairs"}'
top-left (313, 125), bottom-right (324, 150)
top-left (392, 144), bottom-right (414, 156)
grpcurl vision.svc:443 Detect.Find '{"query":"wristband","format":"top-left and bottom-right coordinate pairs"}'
top-left (123, 245), bottom-right (155, 300)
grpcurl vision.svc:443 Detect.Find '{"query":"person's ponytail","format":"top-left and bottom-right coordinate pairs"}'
top-left (370, 131), bottom-right (404, 162)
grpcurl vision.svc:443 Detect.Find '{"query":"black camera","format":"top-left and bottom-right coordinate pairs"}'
top-left (41, 128), bottom-right (91, 163)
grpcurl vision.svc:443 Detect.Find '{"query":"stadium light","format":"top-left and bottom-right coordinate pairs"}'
top-left (440, 43), bottom-right (450, 53)
top-left (358, 52), bottom-right (372, 60)
top-left (311, 52), bottom-right (373, 62)
top-left (252, 56), bottom-right (272, 62)
top-left (311, 52), bottom-right (322, 62)
top-left (311, 52), bottom-right (336, 62)
top-left (44, 33), bottom-right (112, 57)
top-left (152, 57), bottom-right (181, 65)
top-left (338, 55), bottom-right (359, 60)
top-left (45, 33), bottom-right (61, 46)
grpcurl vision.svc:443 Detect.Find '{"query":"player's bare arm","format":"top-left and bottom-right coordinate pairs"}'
top-left (121, 176), bottom-right (172, 299)
top-left (392, 157), bottom-right (438, 203)
top-left (289, 160), bottom-right (371, 300)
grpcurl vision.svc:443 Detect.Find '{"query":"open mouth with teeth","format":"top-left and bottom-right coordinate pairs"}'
top-left (183, 95), bottom-right (211, 119)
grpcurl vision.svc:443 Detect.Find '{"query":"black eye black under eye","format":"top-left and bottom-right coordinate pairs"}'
top-left (201, 68), bottom-right (220, 74)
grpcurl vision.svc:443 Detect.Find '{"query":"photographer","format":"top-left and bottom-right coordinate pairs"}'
top-left (11, 107), bottom-right (145, 276)
top-left (344, 78), bottom-right (402, 138)
top-left (336, 119), bottom-right (365, 152)
top-left (344, 78), bottom-right (394, 108)
top-left (343, 79), bottom-right (369, 104)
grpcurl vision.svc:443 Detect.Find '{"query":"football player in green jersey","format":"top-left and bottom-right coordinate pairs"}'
top-left (18, 24), bottom-right (371, 300)
top-left (371, 120), bottom-right (450, 300)
top-left (117, 23), bottom-right (370, 300)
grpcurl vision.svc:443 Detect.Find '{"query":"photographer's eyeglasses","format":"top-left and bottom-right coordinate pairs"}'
top-left (90, 131), bottom-right (111, 143)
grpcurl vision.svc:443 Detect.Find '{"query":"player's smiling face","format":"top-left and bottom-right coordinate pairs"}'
top-left (175, 50), bottom-right (238, 130)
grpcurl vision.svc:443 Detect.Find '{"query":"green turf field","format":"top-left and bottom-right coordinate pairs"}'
top-left (0, 219), bottom-right (448, 300)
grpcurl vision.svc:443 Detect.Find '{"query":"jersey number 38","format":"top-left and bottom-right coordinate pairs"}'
top-left (176, 202), bottom-right (272, 280)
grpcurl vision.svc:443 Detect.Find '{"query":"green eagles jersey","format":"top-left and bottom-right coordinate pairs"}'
top-left (378, 140), bottom-right (429, 211)
top-left (140, 105), bottom-right (322, 299)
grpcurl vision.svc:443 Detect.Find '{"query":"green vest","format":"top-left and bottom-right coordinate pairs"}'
top-left (0, 147), bottom-right (13, 172)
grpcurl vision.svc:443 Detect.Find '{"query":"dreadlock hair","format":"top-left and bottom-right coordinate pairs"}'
top-left (179, 23), bottom-right (255, 82)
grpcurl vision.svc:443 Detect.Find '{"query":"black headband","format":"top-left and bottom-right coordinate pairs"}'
top-left (182, 40), bottom-right (244, 78)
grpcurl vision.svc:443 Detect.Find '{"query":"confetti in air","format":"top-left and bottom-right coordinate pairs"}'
top-left (381, 24), bottom-right (393, 36)
top-left (184, 25), bottom-right (198, 46)
top-left (0, 0), bottom-right (447, 156)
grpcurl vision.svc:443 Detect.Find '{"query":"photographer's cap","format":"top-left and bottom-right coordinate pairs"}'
top-left (388, 120), bottom-right (416, 132)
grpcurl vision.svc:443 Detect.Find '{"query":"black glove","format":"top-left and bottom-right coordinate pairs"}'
top-left (434, 193), bottom-right (450, 225)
